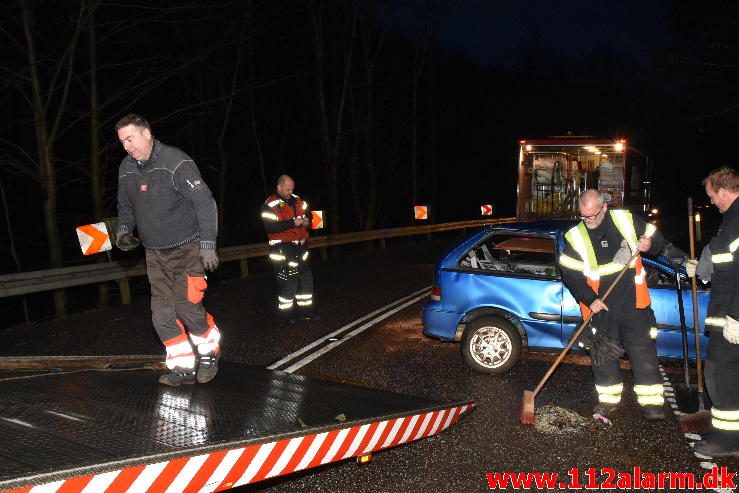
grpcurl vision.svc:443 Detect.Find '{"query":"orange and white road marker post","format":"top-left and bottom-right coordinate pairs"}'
top-left (76, 222), bottom-right (112, 255)
top-left (311, 210), bottom-right (324, 229)
top-left (414, 205), bottom-right (428, 220)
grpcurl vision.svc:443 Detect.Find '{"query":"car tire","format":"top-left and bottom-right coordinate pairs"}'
top-left (461, 315), bottom-right (521, 374)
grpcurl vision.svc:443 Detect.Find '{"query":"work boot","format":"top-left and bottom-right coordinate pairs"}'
top-left (593, 402), bottom-right (619, 418)
top-left (693, 434), bottom-right (739, 458)
top-left (197, 353), bottom-right (220, 384)
top-left (159, 369), bottom-right (196, 387)
top-left (642, 406), bottom-right (665, 422)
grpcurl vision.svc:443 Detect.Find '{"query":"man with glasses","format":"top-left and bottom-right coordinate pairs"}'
top-left (559, 189), bottom-right (666, 421)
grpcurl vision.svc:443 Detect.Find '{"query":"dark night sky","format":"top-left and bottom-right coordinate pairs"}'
top-left (381, 0), bottom-right (672, 70)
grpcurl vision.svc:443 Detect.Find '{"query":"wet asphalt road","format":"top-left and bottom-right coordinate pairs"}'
top-left (3, 234), bottom-right (737, 492)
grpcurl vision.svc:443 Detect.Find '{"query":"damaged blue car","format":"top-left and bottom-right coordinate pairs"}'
top-left (422, 220), bottom-right (710, 373)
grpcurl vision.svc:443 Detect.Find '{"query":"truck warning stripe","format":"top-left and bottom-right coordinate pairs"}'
top-left (147, 457), bottom-right (189, 492)
top-left (213, 446), bottom-right (257, 491)
top-left (182, 451), bottom-right (228, 493)
top-left (57, 475), bottom-right (94, 493)
top-left (4, 405), bottom-right (473, 493)
top-left (250, 438), bottom-right (290, 483)
top-left (105, 465), bottom-right (146, 493)
top-left (308, 429), bottom-right (340, 470)
top-left (361, 420), bottom-right (388, 454)
top-left (281, 434), bottom-right (317, 474)
top-left (354, 422), bottom-right (380, 457)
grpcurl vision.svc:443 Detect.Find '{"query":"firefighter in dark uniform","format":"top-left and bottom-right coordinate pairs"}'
top-left (261, 175), bottom-right (316, 322)
top-left (560, 189), bottom-right (666, 421)
top-left (115, 114), bottom-right (221, 387)
top-left (686, 166), bottom-right (739, 458)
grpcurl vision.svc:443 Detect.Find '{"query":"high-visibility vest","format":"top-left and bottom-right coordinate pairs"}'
top-left (261, 194), bottom-right (310, 245)
top-left (562, 210), bottom-right (656, 319)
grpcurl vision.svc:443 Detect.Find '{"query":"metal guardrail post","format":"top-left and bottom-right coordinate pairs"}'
top-left (239, 259), bottom-right (249, 278)
top-left (118, 278), bottom-right (131, 305)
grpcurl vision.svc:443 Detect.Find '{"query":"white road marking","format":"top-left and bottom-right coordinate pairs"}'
top-left (268, 286), bottom-right (431, 372)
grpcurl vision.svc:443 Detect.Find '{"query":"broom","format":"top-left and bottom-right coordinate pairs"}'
top-left (520, 248), bottom-right (641, 425)
top-left (678, 197), bottom-right (711, 433)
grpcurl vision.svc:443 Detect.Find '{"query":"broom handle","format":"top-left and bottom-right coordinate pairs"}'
top-left (688, 197), bottom-right (704, 394)
top-left (531, 248), bottom-right (642, 398)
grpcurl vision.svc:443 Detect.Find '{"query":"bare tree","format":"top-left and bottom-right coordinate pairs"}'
top-left (215, 7), bottom-right (250, 246)
top-left (358, 16), bottom-right (385, 231)
top-left (11, 0), bottom-right (90, 316)
top-left (312, 2), bottom-right (357, 234)
top-left (410, 25), bottom-right (431, 208)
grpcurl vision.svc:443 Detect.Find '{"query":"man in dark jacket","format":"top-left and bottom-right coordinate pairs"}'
top-left (115, 114), bottom-right (221, 386)
top-left (559, 189), bottom-right (666, 421)
top-left (686, 166), bottom-right (739, 458)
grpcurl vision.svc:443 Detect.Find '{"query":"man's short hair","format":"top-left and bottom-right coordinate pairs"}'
top-left (578, 189), bottom-right (605, 207)
top-left (703, 166), bottom-right (739, 193)
top-left (115, 114), bottom-right (150, 132)
top-left (277, 174), bottom-right (293, 186)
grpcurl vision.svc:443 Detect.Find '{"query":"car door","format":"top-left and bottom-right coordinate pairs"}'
top-left (558, 233), bottom-right (586, 348)
top-left (445, 231), bottom-right (565, 349)
top-left (643, 258), bottom-right (710, 360)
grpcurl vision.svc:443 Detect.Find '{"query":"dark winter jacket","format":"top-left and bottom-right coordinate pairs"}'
top-left (705, 197), bottom-right (739, 331)
top-left (116, 140), bottom-right (217, 250)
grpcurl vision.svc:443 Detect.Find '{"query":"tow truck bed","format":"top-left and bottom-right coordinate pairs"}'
top-left (0, 362), bottom-right (473, 492)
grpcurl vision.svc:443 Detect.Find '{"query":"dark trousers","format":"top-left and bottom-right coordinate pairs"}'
top-left (271, 243), bottom-right (314, 318)
top-left (705, 331), bottom-right (739, 446)
top-left (146, 240), bottom-right (209, 343)
top-left (592, 307), bottom-right (663, 407)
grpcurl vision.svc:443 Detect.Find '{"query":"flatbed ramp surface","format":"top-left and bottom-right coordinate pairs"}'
top-left (0, 363), bottom-right (473, 492)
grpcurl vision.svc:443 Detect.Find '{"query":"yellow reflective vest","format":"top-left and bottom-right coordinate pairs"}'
top-left (560, 210), bottom-right (656, 319)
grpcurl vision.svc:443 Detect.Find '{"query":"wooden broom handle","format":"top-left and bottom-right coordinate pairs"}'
top-left (687, 197), bottom-right (704, 392)
top-left (531, 248), bottom-right (641, 397)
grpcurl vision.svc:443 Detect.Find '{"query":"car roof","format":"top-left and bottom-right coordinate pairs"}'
top-left (485, 219), bottom-right (579, 236)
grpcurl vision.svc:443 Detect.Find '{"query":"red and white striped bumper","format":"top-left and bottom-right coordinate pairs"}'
top-left (3, 403), bottom-right (473, 493)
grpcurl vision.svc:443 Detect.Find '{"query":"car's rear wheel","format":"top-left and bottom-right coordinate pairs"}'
top-left (461, 315), bottom-right (521, 374)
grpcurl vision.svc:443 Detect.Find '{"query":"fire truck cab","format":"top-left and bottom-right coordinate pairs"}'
top-left (516, 136), bottom-right (652, 219)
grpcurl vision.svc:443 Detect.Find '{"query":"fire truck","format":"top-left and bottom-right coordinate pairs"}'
top-left (516, 136), bottom-right (652, 219)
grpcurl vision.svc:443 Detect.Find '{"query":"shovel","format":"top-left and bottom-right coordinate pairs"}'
top-left (678, 197), bottom-right (711, 433)
top-left (672, 266), bottom-right (699, 413)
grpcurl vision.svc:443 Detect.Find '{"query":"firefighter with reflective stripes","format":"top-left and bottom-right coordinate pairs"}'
top-left (261, 175), bottom-right (316, 322)
top-left (685, 167), bottom-right (739, 458)
top-left (559, 190), bottom-right (666, 421)
top-left (115, 114), bottom-right (221, 387)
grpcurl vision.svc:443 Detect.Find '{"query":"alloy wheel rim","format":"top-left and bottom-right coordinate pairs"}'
top-left (470, 326), bottom-right (512, 368)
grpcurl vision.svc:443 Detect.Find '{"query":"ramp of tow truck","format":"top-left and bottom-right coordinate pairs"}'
top-left (0, 362), bottom-right (473, 493)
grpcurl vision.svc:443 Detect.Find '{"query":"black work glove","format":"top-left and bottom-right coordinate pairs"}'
top-left (116, 231), bottom-right (141, 251)
top-left (569, 316), bottom-right (624, 366)
top-left (589, 331), bottom-right (625, 367)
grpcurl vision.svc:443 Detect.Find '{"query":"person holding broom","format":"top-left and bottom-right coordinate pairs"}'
top-left (559, 190), bottom-right (666, 421)
top-left (685, 166), bottom-right (739, 458)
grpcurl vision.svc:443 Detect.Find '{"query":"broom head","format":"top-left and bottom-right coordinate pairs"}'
top-left (520, 390), bottom-right (536, 425)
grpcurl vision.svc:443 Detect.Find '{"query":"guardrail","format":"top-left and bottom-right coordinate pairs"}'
top-left (0, 217), bottom-right (515, 301)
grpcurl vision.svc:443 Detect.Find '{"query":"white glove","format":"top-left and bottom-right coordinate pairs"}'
top-left (725, 316), bottom-right (739, 344)
top-left (685, 259), bottom-right (698, 278)
top-left (613, 240), bottom-right (632, 266)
